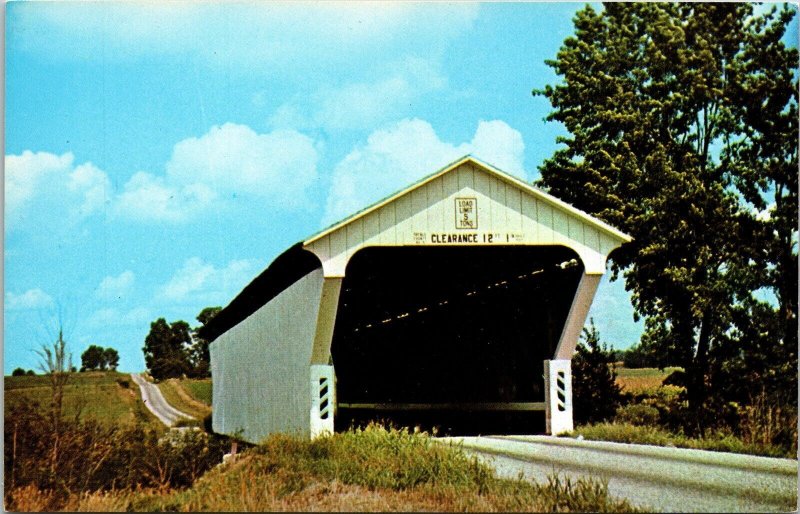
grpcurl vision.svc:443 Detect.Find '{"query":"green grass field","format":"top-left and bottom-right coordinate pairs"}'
top-left (182, 378), bottom-right (212, 405)
top-left (5, 371), bottom-right (158, 426)
top-left (157, 378), bottom-right (212, 419)
top-left (615, 366), bottom-right (683, 393)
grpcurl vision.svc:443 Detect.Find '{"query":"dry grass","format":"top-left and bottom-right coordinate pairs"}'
top-left (7, 425), bottom-right (641, 512)
top-left (164, 425), bottom-right (640, 512)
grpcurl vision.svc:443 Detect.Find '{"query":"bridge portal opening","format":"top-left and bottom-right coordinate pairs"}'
top-left (330, 245), bottom-right (583, 435)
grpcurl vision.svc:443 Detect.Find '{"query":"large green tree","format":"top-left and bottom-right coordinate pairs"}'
top-left (80, 345), bottom-right (106, 372)
top-left (142, 307), bottom-right (221, 380)
top-left (189, 306), bottom-right (221, 378)
top-left (720, 6), bottom-right (798, 408)
top-left (535, 3), bottom-right (797, 430)
top-left (142, 318), bottom-right (193, 380)
top-left (80, 345), bottom-right (120, 371)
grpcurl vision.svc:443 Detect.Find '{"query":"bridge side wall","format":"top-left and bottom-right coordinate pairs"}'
top-left (210, 268), bottom-right (324, 443)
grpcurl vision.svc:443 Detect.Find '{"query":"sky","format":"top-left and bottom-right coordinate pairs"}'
top-left (0, 1), bottom-right (658, 374)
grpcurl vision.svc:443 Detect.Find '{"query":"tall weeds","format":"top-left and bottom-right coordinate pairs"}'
top-left (6, 417), bottom-right (640, 512)
top-left (739, 391), bottom-right (798, 455)
top-left (4, 400), bottom-right (228, 509)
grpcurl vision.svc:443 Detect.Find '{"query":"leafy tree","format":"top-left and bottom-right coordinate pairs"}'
top-left (103, 347), bottom-right (120, 371)
top-left (11, 368), bottom-right (26, 377)
top-left (621, 339), bottom-right (666, 369)
top-left (189, 306), bottom-right (221, 378)
top-left (720, 5), bottom-right (798, 408)
top-left (80, 345), bottom-right (120, 371)
top-left (80, 345), bottom-right (106, 371)
top-left (535, 3), bottom-right (797, 431)
top-left (572, 319), bottom-right (622, 425)
top-left (142, 318), bottom-right (192, 380)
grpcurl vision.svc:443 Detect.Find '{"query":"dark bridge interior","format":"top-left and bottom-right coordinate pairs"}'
top-left (330, 245), bottom-right (582, 435)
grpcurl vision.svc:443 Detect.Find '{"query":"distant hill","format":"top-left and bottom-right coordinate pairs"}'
top-left (5, 371), bottom-right (158, 426)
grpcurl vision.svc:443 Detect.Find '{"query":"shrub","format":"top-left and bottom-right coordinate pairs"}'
top-left (202, 412), bottom-right (213, 433)
top-left (621, 341), bottom-right (663, 368)
top-left (571, 422), bottom-right (791, 458)
top-left (115, 378), bottom-right (130, 388)
top-left (11, 368), bottom-right (27, 377)
top-left (615, 404), bottom-right (660, 426)
top-left (4, 400), bottom-right (229, 502)
top-left (572, 320), bottom-right (622, 424)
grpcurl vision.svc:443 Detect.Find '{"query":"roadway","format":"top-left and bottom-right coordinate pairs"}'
top-left (438, 434), bottom-right (798, 512)
top-left (130, 373), bottom-right (194, 427)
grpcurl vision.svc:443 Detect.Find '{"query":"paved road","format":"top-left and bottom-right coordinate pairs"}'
top-left (438, 435), bottom-right (798, 512)
top-left (130, 373), bottom-right (194, 427)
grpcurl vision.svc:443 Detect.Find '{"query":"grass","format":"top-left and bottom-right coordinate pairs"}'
top-left (569, 422), bottom-right (793, 459)
top-left (4, 371), bottom-right (157, 427)
top-left (157, 379), bottom-right (212, 419)
top-left (182, 378), bottom-right (212, 405)
top-left (615, 366), bottom-right (683, 394)
top-left (7, 424), bottom-right (642, 512)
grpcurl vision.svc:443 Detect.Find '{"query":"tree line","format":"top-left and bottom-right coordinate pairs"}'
top-left (536, 3), bottom-right (797, 433)
top-left (11, 345), bottom-right (120, 376)
top-left (142, 306), bottom-right (220, 380)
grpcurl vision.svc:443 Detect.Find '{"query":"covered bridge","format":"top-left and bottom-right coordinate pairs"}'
top-left (202, 156), bottom-right (630, 443)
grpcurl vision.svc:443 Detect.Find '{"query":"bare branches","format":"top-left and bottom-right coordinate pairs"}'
top-left (34, 328), bottom-right (73, 474)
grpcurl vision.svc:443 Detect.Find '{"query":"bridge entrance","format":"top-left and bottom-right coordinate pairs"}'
top-left (330, 245), bottom-right (583, 434)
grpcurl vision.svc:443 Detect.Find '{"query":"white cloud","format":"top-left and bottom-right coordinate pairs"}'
top-left (5, 151), bottom-right (73, 218)
top-left (115, 171), bottom-right (215, 223)
top-left (96, 271), bottom-right (135, 301)
top-left (306, 57), bottom-right (446, 131)
top-left (87, 306), bottom-right (150, 328)
top-left (5, 288), bottom-right (54, 311)
top-left (267, 104), bottom-right (310, 130)
top-left (323, 118), bottom-right (526, 223)
top-left (5, 150), bottom-right (113, 229)
top-left (158, 257), bottom-right (215, 302)
top-left (68, 162), bottom-right (113, 218)
top-left (9, 123), bottom-right (319, 226)
top-left (13, 3), bottom-right (478, 74)
top-left (166, 123), bottom-right (318, 207)
top-left (116, 123), bottom-right (318, 222)
top-left (469, 120), bottom-right (526, 177)
top-left (157, 257), bottom-right (258, 304)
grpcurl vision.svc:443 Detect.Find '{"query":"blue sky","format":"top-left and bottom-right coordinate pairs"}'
top-left (2, 1), bottom-right (654, 374)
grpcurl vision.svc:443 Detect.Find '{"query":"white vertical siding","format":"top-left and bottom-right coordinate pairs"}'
top-left (210, 268), bottom-right (325, 443)
top-left (305, 162), bottom-right (627, 275)
top-left (212, 157), bottom-right (630, 442)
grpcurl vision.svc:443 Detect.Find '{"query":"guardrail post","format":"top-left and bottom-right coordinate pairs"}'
top-left (310, 364), bottom-right (335, 438)
top-left (544, 359), bottom-right (573, 435)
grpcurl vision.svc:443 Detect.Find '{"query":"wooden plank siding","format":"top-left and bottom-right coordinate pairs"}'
top-left (305, 158), bottom-right (630, 276)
